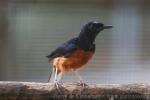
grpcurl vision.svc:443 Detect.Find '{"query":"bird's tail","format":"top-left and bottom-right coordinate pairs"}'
top-left (48, 63), bottom-right (55, 83)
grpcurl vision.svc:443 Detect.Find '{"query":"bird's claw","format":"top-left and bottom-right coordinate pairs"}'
top-left (54, 81), bottom-right (64, 94)
top-left (76, 80), bottom-right (88, 88)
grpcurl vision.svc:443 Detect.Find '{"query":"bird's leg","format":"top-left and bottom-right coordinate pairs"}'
top-left (53, 68), bottom-right (64, 93)
top-left (57, 72), bottom-right (62, 82)
top-left (55, 72), bottom-right (63, 85)
top-left (54, 68), bottom-right (61, 88)
top-left (74, 71), bottom-right (88, 88)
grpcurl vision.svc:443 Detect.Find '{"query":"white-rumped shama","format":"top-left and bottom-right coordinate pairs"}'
top-left (46, 21), bottom-right (112, 88)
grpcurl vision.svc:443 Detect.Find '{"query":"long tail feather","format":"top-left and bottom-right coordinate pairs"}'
top-left (48, 64), bottom-right (55, 83)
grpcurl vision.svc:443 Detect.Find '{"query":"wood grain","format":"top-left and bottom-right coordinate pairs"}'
top-left (0, 81), bottom-right (149, 100)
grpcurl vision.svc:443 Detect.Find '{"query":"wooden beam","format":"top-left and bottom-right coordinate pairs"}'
top-left (0, 81), bottom-right (149, 100)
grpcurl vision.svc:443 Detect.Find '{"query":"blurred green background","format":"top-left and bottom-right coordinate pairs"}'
top-left (0, 0), bottom-right (150, 84)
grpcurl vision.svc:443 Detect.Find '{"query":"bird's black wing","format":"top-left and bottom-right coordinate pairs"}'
top-left (46, 37), bottom-right (78, 61)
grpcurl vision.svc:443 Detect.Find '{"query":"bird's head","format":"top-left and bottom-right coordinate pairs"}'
top-left (81, 21), bottom-right (112, 36)
top-left (79, 21), bottom-right (113, 44)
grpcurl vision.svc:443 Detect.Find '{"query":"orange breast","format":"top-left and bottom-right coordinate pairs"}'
top-left (52, 49), bottom-right (94, 74)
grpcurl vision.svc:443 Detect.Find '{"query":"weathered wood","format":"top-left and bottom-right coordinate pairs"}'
top-left (0, 81), bottom-right (149, 100)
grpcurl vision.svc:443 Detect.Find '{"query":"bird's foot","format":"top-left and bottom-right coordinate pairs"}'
top-left (54, 81), bottom-right (64, 94)
top-left (76, 80), bottom-right (88, 88)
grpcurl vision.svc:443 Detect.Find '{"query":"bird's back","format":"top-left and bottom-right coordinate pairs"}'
top-left (46, 37), bottom-right (78, 61)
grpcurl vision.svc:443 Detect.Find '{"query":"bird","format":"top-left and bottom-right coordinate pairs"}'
top-left (46, 21), bottom-right (112, 88)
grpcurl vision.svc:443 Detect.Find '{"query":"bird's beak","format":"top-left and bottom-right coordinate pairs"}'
top-left (103, 25), bottom-right (113, 29)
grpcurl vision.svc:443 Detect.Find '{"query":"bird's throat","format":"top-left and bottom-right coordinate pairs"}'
top-left (77, 35), bottom-right (95, 51)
